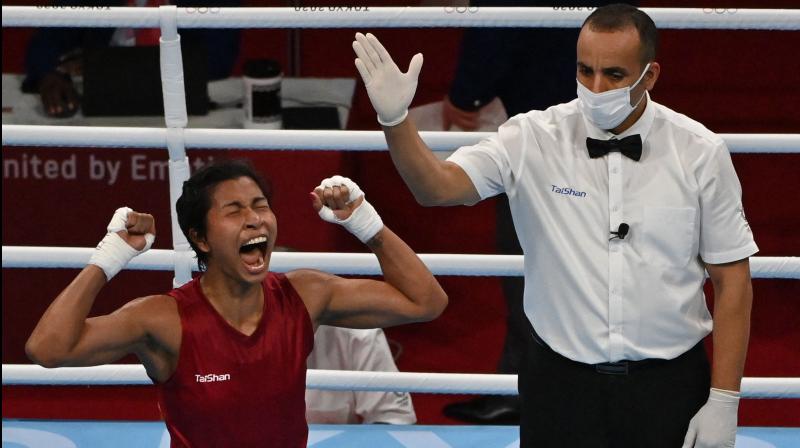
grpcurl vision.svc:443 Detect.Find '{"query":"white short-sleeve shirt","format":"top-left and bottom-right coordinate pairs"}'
top-left (305, 326), bottom-right (416, 424)
top-left (447, 95), bottom-right (758, 364)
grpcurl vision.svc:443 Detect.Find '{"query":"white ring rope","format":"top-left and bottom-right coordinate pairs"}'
top-left (2, 7), bottom-right (799, 30)
top-left (3, 126), bottom-right (798, 154)
top-left (3, 247), bottom-right (799, 279)
top-left (2, 364), bottom-right (798, 399)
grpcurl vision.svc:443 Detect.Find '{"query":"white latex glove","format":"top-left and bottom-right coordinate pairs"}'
top-left (312, 175), bottom-right (384, 244)
top-left (352, 32), bottom-right (423, 127)
top-left (681, 388), bottom-right (740, 448)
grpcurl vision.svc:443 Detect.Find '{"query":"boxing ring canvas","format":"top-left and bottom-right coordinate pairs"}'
top-left (3, 420), bottom-right (799, 448)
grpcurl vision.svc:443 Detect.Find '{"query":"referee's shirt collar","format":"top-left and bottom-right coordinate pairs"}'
top-left (583, 91), bottom-right (656, 144)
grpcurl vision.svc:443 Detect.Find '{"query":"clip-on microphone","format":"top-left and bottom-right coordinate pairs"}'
top-left (610, 223), bottom-right (630, 240)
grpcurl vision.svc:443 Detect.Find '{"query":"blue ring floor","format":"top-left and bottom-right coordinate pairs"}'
top-left (3, 419), bottom-right (798, 447)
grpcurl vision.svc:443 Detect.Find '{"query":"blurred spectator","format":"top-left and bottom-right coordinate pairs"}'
top-left (22, 0), bottom-right (241, 117)
top-left (306, 326), bottom-right (417, 424)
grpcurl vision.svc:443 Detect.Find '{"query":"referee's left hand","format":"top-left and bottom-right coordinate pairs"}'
top-left (681, 388), bottom-right (739, 448)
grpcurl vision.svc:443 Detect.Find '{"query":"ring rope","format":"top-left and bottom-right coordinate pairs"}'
top-left (3, 126), bottom-right (798, 154)
top-left (2, 364), bottom-right (798, 399)
top-left (2, 7), bottom-right (799, 30)
top-left (3, 247), bottom-right (799, 279)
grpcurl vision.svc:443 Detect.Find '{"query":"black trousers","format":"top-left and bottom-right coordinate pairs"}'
top-left (519, 336), bottom-right (711, 448)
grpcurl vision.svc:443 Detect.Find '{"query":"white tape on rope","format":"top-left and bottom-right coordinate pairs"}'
top-left (160, 37), bottom-right (189, 129)
top-left (2, 247), bottom-right (799, 279)
top-left (3, 7), bottom-right (800, 30)
top-left (158, 4), bottom-right (178, 41)
top-left (3, 126), bottom-right (799, 154)
top-left (2, 364), bottom-right (798, 398)
top-left (168, 157), bottom-right (193, 287)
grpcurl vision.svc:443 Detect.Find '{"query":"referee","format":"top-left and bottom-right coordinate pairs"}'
top-left (353, 4), bottom-right (756, 447)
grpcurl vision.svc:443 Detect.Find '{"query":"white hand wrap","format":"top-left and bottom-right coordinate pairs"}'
top-left (88, 207), bottom-right (155, 281)
top-left (317, 176), bottom-right (384, 244)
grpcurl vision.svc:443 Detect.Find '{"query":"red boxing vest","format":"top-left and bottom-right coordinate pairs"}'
top-left (159, 272), bottom-right (314, 447)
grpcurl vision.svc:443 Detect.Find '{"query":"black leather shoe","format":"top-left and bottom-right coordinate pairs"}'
top-left (443, 395), bottom-right (521, 425)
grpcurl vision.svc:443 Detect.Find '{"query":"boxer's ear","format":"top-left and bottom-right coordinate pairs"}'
top-left (189, 229), bottom-right (209, 254)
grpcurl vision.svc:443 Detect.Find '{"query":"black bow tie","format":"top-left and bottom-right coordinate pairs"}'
top-left (586, 134), bottom-right (642, 161)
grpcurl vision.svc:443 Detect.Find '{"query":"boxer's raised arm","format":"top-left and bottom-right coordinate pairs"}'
top-left (290, 176), bottom-right (447, 329)
top-left (26, 208), bottom-right (160, 367)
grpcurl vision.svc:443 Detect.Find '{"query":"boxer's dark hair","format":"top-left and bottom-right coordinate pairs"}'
top-left (582, 4), bottom-right (659, 65)
top-left (177, 159), bottom-right (272, 271)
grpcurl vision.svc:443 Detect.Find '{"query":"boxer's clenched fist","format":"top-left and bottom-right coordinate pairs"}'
top-left (311, 176), bottom-right (383, 244)
top-left (89, 207), bottom-right (156, 280)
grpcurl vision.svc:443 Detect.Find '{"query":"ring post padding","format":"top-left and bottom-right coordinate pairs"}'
top-left (172, 248), bottom-right (194, 288)
top-left (159, 5), bottom-right (191, 287)
top-left (159, 4), bottom-right (178, 41)
top-left (165, 127), bottom-right (186, 161)
top-left (159, 39), bottom-right (188, 128)
top-left (168, 155), bottom-right (193, 287)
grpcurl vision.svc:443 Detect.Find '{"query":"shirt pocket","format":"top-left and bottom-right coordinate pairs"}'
top-left (642, 206), bottom-right (697, 268)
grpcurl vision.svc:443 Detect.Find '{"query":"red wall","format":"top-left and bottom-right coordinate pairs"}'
top-left (3, 0), bottom-right (799, 426)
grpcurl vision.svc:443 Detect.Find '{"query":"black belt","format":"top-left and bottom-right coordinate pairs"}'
top-left (592, 359), bottom-right (662, 375)
top-left (530, 329), bottom-right (667, 376)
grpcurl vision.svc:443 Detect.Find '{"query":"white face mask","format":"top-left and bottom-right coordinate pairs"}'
top-left (577, 63), bottom-right (651, 130)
